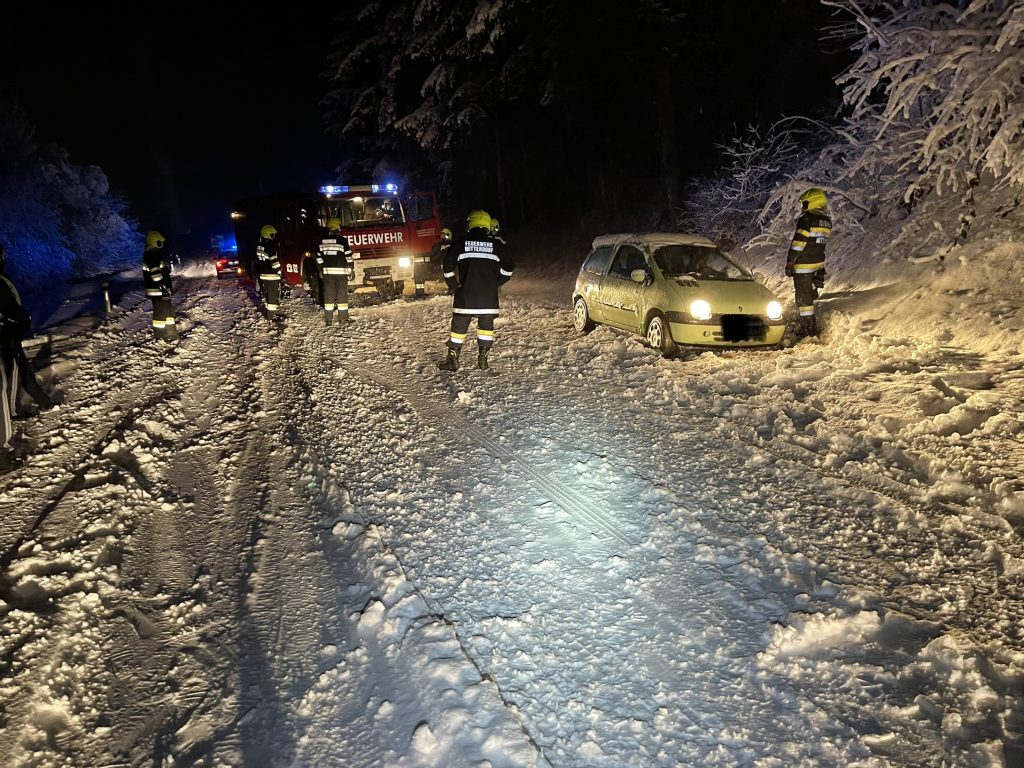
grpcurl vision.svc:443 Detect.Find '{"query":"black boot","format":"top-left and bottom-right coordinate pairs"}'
top-left (437, 347), bottom-right (460, 372)
top-left (477, 348), bottom-right (489, 370)
top-left (800, 315), bottom-right (818, 338)
top-left (324, 310), bottom-right (333, 327)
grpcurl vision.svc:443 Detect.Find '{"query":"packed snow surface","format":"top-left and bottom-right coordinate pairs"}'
top-left (0, 258), bottom-right (1022, 766)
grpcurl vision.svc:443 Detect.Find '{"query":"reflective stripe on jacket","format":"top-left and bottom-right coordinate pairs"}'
top-left (317, 236), bottom-right (354, 278)
top-left (786, 210), bottom-right (831, 273)
top-left (256, 239), bottom-right (282, 279)
top-left (443, 228), bottom-right (514, 314)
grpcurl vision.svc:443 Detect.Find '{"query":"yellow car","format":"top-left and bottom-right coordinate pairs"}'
top-left (572, 233), bottom-right (785, 355)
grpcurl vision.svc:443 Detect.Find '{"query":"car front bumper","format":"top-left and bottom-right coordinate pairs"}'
top-left (668, 318), bottom-right (785, 347)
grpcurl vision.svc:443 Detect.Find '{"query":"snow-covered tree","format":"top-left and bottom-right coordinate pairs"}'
top-left (0, 102), bottom-right (141, 291)
top-left (826, 0), bottom-right (1024, 203)
top-left (701, 0), bottom-right (1024, 262)
top-left (323, 1), bottom-right (689, 221)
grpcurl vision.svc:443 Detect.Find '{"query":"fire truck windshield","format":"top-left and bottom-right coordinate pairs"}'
top-left (325, 196), bottom-right (405, 228)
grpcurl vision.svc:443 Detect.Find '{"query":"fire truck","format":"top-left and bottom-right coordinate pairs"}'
top-left (231, 184), bottom-right (443, 297)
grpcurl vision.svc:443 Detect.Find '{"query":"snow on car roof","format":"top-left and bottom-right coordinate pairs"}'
top-left (591, 232), bottom-right (719, 249)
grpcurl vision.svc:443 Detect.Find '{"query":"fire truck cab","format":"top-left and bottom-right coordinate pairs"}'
top-left (232, 183), bottom-right (443, 298)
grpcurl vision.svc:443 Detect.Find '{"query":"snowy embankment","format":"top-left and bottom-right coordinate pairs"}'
top-left (0, 221), bottom-right (1022, 767)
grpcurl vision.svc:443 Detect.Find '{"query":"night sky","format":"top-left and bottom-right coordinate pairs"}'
top-left (3, 5), bottom-right (339, 244)
top-left (3, 2), bottom-right (848, 248)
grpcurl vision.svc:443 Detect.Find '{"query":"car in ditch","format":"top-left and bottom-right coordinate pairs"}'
top-left (571, 233), bottom-right (785, 355)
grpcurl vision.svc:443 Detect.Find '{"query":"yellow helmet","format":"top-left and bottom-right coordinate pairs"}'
top-left (491, 218), bottom-right (501, 233)
top-left (441, 227), bottom-right (452, 242)
top-left (466, 209), bottom-right (492, 231)
top-left (327, 218), bottom-right (342, 231)
top-left (799, 188), bottom-right (828, 211)
top-left (146, 230), bottom-right (165, 249)
top-left (260, 224), bottom-right (277, 239)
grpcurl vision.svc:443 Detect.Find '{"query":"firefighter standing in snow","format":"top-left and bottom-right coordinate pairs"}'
top-left (255, 224), bottom-right (283, 320)
top-left (438, 210), bottom-right (514, 371)
top-left (785, 188), bottom-right (831, 339)
top-left (316, 218), bottom-right (354, 326)
top-left (143, 230), bottom-right (177, 341)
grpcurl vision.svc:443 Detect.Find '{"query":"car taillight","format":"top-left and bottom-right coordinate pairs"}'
top-left (217, 259), bottom-right (228, 267)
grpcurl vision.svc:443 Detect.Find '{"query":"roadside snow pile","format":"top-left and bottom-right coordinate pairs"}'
top-left (175, 257), bottom-right (216, 278)
top-left (735, 187), bottom-right (1024, 358)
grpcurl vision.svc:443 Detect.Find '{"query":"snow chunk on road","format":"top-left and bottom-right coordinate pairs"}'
top-left (760, 610), bottom-right (881, 660)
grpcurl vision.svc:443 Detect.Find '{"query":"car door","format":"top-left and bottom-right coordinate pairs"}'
top-left (577, 245), bottom-right (614, 323)
top-left (599, 244), bottom-right (647, 330)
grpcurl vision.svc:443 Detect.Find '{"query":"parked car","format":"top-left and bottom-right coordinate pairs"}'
top-left (215, 252), bottom-right (244, 279)
top-left (572, 233), bottom-right (785, 355)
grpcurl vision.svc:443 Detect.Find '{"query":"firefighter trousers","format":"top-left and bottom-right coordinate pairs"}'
top-left (259, 278), bottom-right (281, 314)
top-left (447, 314), bottom-right (495, 352)
top-left (792, 274), bottom-right (819, 336)
top-left (322, 276), bottom-right (349, 322)
top-left (150, 295), bottom-right (177, 340)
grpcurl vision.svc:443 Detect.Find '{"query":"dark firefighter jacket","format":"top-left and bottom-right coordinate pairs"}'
top-left (443, 227), bottom-right (514, 315)
top-left (786, 210), bottom-right (831, 274)
top-left (143, 247), bottom-right (173, 297)
top-left (316, 234), bottom-right (354, 278)
top-left (255, 238), bottom-right (282, 280)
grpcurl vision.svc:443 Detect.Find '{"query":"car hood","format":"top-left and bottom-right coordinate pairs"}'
top-left (665, 277), bottom-right (779, 314)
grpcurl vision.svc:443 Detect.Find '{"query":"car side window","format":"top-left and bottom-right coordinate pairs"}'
top-left (582, 246), bottom-right (613, 275)
top-left (608, 245), bottom-right (645, 280)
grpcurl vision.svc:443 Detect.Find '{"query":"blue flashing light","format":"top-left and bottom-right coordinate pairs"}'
top-left (338, 185), bottom-right (350, 193)
top-left (320, 184), bottom-right (350, 195)
top-left (371, 184), bottom-right (380, 193)
top-left (384, 183), bottom-right (398, 193)
top-left (215, 232), bottom-right (238, 254)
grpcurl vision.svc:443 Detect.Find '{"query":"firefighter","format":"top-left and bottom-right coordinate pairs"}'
top-left (415, 227), bottom-right (452, 298)
top-left (316, 218), bottom-right (354, 326)
top-left (490, 218), bottom-right (507, 246)
top-left (255, 224), bottom-right (283, 321)
top-left (437, 210), bottom-right (514, 372)
top-left (143, 230), bottom-right (177, 341)
top-left (785, 188), bottom-right (831, 339)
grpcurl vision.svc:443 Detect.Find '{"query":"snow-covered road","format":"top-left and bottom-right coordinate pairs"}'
top-left (1, 276), bottom-right (1021, 767)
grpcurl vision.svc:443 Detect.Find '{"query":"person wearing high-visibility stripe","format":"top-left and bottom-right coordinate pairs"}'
top-left (142, 230), bottom-right (177, 341)
top-left (437, 209), bottom-right (514, 372)
top-left (255, 224), bottom-right (283, 321)
top-left (316, 218), bottom-right (354, 327)
top-left (785, 188), bottom-right (831, 339)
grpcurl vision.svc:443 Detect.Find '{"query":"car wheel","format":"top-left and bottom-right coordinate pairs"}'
top-left (573, 297), bottom-right (595, 333)
top-left (646, 314), bottom-right (676, 357)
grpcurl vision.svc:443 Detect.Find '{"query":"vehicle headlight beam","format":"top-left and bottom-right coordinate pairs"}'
top-left (689, 299), bottom-right (712, 321)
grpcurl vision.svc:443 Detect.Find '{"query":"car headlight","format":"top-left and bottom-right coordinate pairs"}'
top-left (689, 299), bottom-right (712, 321)
top-left (766, 300), bottom-right (783, 320)
top-left (398, 256), bottom-right (412, 268)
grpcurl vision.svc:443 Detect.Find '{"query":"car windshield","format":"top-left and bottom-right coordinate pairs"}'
top-left (324, 196), bottom-right (406, 229)
top-left (652, 244), bottom-right (750, 281)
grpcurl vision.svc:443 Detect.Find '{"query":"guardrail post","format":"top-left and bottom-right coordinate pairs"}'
top-left (102, 282), bottom-right (112, 313)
